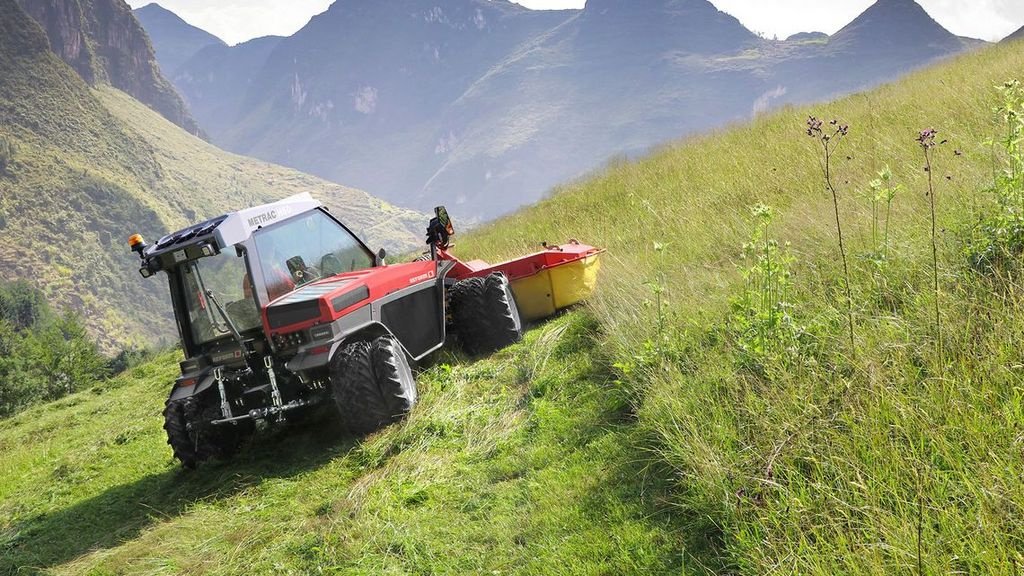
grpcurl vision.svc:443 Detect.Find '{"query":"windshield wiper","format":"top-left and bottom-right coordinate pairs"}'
top-left (192, 265), bottom-right (230, 335)
top-left (204, 289), bottom-right (246, 350)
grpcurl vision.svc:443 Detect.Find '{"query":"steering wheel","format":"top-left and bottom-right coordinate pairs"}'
top-left (321, 253), bottom-right (344, 277)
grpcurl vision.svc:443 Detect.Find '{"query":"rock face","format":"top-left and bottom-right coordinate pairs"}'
top-left (169, 35), bottom-right (282, 137)
top-left (16, 0), bottom-right (202, 136)
top-left (133, 2), bottom-right (225, 77)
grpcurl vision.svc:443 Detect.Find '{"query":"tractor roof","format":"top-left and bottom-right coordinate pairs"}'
top-left (145, 193), bottom-right (322, 260)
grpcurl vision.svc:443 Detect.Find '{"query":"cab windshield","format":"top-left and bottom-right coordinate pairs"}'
top-left (182, 252), bottom-right (261, 346)
top-left (253, 209), bottom-right (374, 301)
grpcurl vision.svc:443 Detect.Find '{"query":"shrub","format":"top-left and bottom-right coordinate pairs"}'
top-left (0, 282), bottom-right (109, 417)
top-left (0, 279), bottom-right (50, 330)
top-left (965, 80), bottom-right (1024, 276)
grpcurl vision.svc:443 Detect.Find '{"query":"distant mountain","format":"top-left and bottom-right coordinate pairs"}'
top-left (133, 2), bottom-right (225, 77)
top-left (1004, 26), bottom-right (1024, 43)
top-left (152, 0), bottom-right (981, 219)
top-left (170, 36), bottom-right (283, 137)
top-left (0, 0), bottom-right (423, 348)
top-left (829, 0), bottom-right (965, 55)
top-left (416, 0), bottom-right (766, 215)
top-left (213, 0), bottom-right (575, 217)
top-left (772, 0), bottom-right (979, 105)
top-left (14, 0), bottom-right (202, 136)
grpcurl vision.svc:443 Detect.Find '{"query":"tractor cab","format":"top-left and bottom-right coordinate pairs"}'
top-left (133, 194), bottom-right (376, 363)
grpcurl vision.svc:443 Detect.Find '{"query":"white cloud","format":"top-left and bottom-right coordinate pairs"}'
top-left (127, 0), bottom-right (333, 45)
top-left (128, 0), bottom-right (1024, 45)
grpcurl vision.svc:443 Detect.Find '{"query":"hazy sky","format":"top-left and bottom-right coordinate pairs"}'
top-left (126, 0), bottom-right (1024, 46)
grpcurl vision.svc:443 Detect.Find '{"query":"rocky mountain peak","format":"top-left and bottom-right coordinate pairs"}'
top-left (832, 0), bottom-right (962, 52)
top-left (15, 0), bottom-right (203, 136)
top-left (133, 1), bottom-right (224, 75)
top-left (579, 0), bottom-right (758, 55)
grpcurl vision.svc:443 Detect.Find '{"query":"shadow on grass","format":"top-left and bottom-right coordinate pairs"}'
top-left (1, 413), bottom-right (359, 574)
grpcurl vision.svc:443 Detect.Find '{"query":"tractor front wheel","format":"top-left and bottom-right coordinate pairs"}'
top-left (449, 273), bottom-right (523, 356)
top-left (330, 336), bottom-right (417, 434)
top-left (163, 394), bottom-right (248, 469)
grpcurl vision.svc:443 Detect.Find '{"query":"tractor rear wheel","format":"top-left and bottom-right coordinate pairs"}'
top-left (330, 336), bottom-right (417, 434)
top-left (163, 394), bottom-right (248, 469)
top-left (449, 273), bottom-right (522, 355)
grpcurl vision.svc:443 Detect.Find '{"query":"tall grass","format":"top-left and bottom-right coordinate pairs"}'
top-left (462, 42), bottom-right (1024, 573)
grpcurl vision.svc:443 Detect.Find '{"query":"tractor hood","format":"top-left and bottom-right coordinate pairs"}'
top-left (262, 262), bottom-right (447, 343)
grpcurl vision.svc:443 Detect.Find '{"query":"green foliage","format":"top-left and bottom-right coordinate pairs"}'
top-left (729, 204), bottom-right (815, 374)
top-left (0, 282), bottom-right (108, 418)
top-left (0, 279), bottom-right (49, 330)
top-left (106, 346), bottom-right (154, 375)
top-left (460, 45), bottom-right (1024, 574)
top-left (865, 165), bottom-right (903, 262)
top-left (995, 79), bottom-right (1024, 187)
top-left (965, 80), bottom-right (1024, 275)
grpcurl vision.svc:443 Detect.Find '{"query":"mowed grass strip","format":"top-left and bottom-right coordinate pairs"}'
top-left (2, 313), bottom-right (685, 575)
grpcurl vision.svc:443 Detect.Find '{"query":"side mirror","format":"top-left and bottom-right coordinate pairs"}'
top-left (435, 206), bottom-right (454, 236)
top-left (426, 206), bottom-right (455, 250)
top-left (377, 247), bottom-right (387, 265)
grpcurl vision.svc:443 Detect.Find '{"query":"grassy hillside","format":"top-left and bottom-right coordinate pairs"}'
top-left (3, 31), bottom-right (1024, 576)
top-left (0, 0), bottom-right (423, 349)
top-left (462, 40), bottom-right (1024, 573)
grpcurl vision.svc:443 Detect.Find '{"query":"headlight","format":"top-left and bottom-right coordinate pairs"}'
top-left (273, 331), bottom-right (307, 349)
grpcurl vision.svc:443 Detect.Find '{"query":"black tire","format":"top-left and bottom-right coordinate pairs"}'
top-left (330, 336), bottom-right (417, 434)
top-left (412, 253), bottom-right (432, 262)
top-left (163, 394), bottom-right (248, 469)
top-left (449, 273), bottom-right (523, 356)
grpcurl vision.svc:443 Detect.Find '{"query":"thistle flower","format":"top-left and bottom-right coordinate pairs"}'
top-left (917, 128), bottom-right (938, 148)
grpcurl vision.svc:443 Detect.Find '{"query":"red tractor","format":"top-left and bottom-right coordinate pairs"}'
top-left (129, 193), bottom-right (602, 468)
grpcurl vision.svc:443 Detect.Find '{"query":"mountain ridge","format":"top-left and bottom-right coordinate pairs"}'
top-left (830, 0), bottom-right (966, 53)
top-left (143, 0), bottom-right (983, 219)
top-left (133, 2), bottom-right (225, 77)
